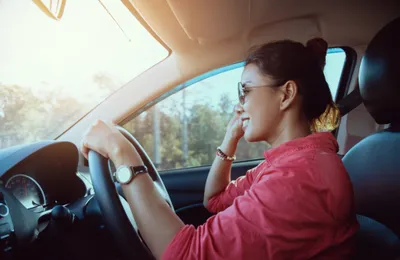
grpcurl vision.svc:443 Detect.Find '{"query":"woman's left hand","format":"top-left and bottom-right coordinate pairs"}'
top-left (82, 120), bottom-right (183, 259)
top-left (80, 120), bottom-right (139, 165)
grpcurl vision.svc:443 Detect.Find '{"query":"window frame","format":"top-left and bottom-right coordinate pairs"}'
top-left (120, 62), bottom-right (245, 126)
top-left (330, 47), bottom-right (358, 137)
top-left (120, 47), bottom-right (357, 171)
top-left (332, 47), bottom-right (357, 103)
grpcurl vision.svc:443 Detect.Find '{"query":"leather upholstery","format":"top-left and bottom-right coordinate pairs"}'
top-left (359, 17), bottom-right (400, 125)
top-left (345, 131), bottom-right (400, 234)
top-left (356, 215), bottom-right (400, 259)
top-left (342, 16), bottom-right (400, 259)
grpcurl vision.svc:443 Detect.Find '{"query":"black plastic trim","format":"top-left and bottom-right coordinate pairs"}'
top-left (160, 159), bottom-right (262, 209)
top-left (335, 47), bottom-right (358, 104)
top-left (332, 46), bottom-right (358, 137)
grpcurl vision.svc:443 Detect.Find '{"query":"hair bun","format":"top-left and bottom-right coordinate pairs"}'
top-left (306, 38), bottom-right (328, 69)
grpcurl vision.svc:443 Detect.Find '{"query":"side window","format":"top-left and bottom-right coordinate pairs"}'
top-left (325, 48), bottom-right (347, 100)
top-left (123, 48), bottom-right (347, 171)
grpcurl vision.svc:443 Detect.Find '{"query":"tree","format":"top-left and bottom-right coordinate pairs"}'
top-left (123, 91), bottom-right (269, 171)
top-left (187, 104), bottom-right (225, 166)
top-left (1, 74), bottom-right (269, 169)
top-left (123, 106), bottom-right (184, 170)
top-left (0, 73), bottom-right (122, 149)
top-left (0, 83), bottom-right (83, 148)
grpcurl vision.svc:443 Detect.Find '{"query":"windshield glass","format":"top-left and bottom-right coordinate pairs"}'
top-left (0, 0), bottom-right (168, 149)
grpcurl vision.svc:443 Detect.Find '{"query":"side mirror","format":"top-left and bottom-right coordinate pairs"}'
top-left (32, 0), bottom-right (67, 21)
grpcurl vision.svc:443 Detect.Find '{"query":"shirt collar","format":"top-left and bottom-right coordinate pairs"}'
top-left (263, 132), bottom-right (339, 165)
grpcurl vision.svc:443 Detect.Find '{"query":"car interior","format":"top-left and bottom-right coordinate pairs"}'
top-left (0, 0), bottom-right (399, 259)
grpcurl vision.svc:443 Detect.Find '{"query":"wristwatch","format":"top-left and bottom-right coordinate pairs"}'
top-left (113, 165), bottom-right (148, 184)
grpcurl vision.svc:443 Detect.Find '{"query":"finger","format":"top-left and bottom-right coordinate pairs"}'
top-left (80, 139), bottom-right (89, 160)
top-left (80, 127), bottom-right (95, 159)
top-left (94, 119), bottom-right (104, 126)
top-left (105, 120), bottom-right (118, 131)
top-left (234, 104), bottom-right (243, 114)
top-left (233, 117), bottom-right (243, 128)
top-left (81, 138), bottom-right (109, 159)
top-left (80, 127), bottom-right (93, 159)
top-left (100, 119), bottom-right (113, 129)
top-left (237, 117), bottom-right (243, 126)
top-left (99, 151), bottom-right (109, 158)
top-left (110, 120), bottom-right (118, 126)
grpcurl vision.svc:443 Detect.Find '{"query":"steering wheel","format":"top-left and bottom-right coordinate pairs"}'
top-left (88, 126), bottom-right (174, 260)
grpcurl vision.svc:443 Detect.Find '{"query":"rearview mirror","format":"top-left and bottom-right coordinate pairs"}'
top-left (32, 0), bottom-right (67, 21)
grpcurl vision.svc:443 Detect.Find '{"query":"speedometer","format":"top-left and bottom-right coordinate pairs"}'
top-left (5, 174), bottom-right (46, 209)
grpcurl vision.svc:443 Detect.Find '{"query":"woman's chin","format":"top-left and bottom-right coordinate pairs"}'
top-left (244, 128), bottom-right (265, 143)
top-left (243, 129), bottom-right (256, 142)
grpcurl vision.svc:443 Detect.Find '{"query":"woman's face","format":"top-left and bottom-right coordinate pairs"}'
top-left (240, 64), bottom-right (283, 143)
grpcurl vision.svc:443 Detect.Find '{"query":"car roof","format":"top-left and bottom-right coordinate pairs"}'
top-left (133, 0), bottom-right (399, 59)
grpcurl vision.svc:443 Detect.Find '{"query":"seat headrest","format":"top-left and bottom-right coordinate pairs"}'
top-left (359, 17), bottom-right (400, 125)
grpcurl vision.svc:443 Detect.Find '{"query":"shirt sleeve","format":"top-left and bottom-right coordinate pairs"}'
top-left (162, 171), bottom-right (357, 260)
top-left (205, 165), bottom-right (257, 213)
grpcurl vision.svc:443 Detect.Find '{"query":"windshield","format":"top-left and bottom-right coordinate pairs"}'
top-left (0, 0), bottom-right (168, 149)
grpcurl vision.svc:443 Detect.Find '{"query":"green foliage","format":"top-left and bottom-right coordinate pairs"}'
top-left (123, 92), bottom-right (268, 171)
top-left (0, 83), bottom-right (83, 148)
top-left (1, 74), bottom-right (268, 170)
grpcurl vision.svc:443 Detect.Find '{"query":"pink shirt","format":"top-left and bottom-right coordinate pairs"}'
top-left (162, 132), bottom-right (359, 260)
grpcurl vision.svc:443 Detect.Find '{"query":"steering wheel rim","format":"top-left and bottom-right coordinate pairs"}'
top-left (88, 126), bottom-right (173, 260)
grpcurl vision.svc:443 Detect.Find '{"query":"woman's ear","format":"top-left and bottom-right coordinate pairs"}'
top-left (279, 80), bottom-right (299, 110)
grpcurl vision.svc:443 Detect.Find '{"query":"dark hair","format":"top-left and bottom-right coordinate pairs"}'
top-left (245, 38), bottom-right (339, 132)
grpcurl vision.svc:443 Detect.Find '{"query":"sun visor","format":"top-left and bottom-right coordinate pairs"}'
top-left (166, 0), bottom-right (249, 44)
top-left (165, 0), bottom-right (321, 46)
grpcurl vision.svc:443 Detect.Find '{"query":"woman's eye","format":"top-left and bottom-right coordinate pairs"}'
top-left (243, 89), bottom-right (250, 94)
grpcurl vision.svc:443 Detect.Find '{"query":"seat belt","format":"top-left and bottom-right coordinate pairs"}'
top-left (337, 87), bottom-right (363, 116)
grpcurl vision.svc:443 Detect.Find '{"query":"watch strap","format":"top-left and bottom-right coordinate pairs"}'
top-left (112, 165), bottom-right (148, 184)
top-left (129, 165), bottom-right (148, 175)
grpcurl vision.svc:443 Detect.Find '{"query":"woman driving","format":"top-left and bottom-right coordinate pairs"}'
top-left (81, 38), bottom-right (359, 260)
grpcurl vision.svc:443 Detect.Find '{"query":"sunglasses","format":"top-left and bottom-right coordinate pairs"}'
top-left (237, 82), bottom-right (282, 105)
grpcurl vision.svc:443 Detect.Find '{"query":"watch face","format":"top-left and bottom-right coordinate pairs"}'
top-left (117, 167), bottom-right (132, 184)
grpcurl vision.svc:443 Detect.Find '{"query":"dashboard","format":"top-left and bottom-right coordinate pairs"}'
top-left (0, 141), bottom-right (87, 212)
top-left (5, 174), bottom-right (46, 209)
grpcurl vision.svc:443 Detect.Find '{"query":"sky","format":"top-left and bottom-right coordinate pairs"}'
top-left (0, 0), bottom-right (167, 101)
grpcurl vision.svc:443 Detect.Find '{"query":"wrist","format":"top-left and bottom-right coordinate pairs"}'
top-left (110, 143), bottom-right (143, 168)
top-left (225, 131), bottom-right (242, 143)
top-left (220, 135), bottom-right (239, 158)
top-left (223, 133), bottom-right (240, 146)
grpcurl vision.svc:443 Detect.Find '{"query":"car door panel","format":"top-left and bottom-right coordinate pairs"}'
top-left (160, 159), bottom-right (263, 210)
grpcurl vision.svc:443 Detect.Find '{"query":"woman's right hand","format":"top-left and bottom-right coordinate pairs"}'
top-left (225, 104), bottom-right (244, 142)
